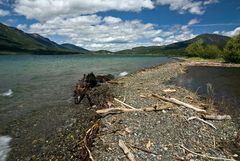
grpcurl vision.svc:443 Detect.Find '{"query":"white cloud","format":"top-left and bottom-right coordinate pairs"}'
top-left (217, 26), bottom-right (240, 37)
top-left (155, 0), bottom-right (218, 15)
top-left (188, 18), bottom-right (200, 26)
top-left (152, 37), bottom-right (164, 43)
top-left (27, 13), bottom-right (199, 51)
top-left (14, 0), bottom-right (154, 21)
top-left (13, 0), bottom-right (218, 21)
top-left (0, 9), bottom-right (9, 16)
top-left (28, 15), bottom-right (163, 51)
top-left (17, 24), bottom-right (28, 31)
top-left (103, 16), bottom-right (122, 24)
top-left (12, 0), bottom-right (210, 51)
top-left (203, 0), bottom-right (218, 5)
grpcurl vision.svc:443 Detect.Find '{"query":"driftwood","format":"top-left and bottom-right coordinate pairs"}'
top-left (81, 120), bottom-right (101, 161)
top-left (152, 94), bottom-right (206, 113)
top-left (74, 73), bottom-right (96, 105)
top-left (188, 116), bottom-right (216, 129)
top-left (203, 114), bottom-right (231, 120)
top-left (74, 73), bottom-right (114, 106)
top-left (114, 98), bottom-right (137, 109)
top-left (96, 105), bottom-right (172, 115)
top-left (162, 88), bottom-right (176, 93)
top-left (179, 145), bottom-right (236, 161)
top-left (119, 140), bottom-right (136, 161)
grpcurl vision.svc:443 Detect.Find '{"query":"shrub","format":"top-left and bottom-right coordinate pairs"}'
top-left (202, 45), bottom-right (221, 59)
top-left (186, 40), bottom-right (222, 59)
top-left (186, 40), bottom-right (204, 57)
top-left (223, 34), bottom-right (240, 63)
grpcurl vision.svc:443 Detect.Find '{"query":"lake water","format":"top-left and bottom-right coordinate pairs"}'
top-left (174, 66), bottom-right (240, 122)
top-left (0, 55), bottom-right (174, 125)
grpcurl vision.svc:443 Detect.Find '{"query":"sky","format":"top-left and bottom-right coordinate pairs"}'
top-left (0, 0), bottom-right (240, 51)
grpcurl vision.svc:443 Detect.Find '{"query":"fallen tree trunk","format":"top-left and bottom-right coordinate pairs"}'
top-left (152, 94), bottom-right (206, 113)
top-left (203, 114), bottom-right (231, 120)
top-left (96, 105), bottom-right (172, 115)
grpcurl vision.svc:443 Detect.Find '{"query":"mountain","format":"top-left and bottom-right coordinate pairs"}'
top-left (0, 22), bottom-right (231, 55)
top-left (61, 43), bottom-right (89, 53)
top-left (0, 23), bottom-right (85, 54)
top-left (115, 34), bottom-right (231, 55)
top-left (164, 33), bottom-right (230, 49)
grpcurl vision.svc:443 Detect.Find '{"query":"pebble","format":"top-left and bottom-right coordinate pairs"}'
top-left (233, 154), bottom-right (238, 157)
top-left (163, 147), bottom-right (168, 151)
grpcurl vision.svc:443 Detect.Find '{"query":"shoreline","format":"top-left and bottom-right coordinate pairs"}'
top-left (3, 58), bottom-right (239, 161)
top-left (87, 59), bottom-right (239, 161)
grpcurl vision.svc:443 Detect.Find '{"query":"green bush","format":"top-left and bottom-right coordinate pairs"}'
top-left (186, 40), bottom-right (204, 57)
top-left (203, 45), bottom-right (221, 59)
top-left (186, 40), bottom-right (222, 59)
top-left (223, 34), bottom-right (240, 63)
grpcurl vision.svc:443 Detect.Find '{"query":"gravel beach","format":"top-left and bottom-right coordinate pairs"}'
top-left (89, 60), bottom-right (240, 161)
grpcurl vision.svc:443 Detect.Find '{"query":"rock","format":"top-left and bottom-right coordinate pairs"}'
top-left (233, 154), bottom-right (238, 158)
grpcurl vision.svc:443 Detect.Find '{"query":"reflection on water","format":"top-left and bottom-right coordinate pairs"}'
top-left (174, 66), bottom-right (240, 119)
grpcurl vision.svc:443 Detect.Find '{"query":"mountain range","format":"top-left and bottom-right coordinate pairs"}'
top-left (0, 23), bottom-right (230, 55)
top-left (115, 34), bottom-right (230, 55)
top-left (0, 23), bottom-right (89, 54)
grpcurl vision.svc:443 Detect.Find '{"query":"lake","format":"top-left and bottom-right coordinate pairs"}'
top-left (0, 55), bottom-right (175, 125)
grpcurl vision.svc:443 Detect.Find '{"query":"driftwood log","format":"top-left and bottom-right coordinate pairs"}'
top-left (114, 98), bottom-right (137, 109)
top-left (96, 104), bottom-right (173, 115)
top-left (188, 116), bottom-right (216, 129)
top-left (152, 94), bottom-right (206, 113)
top-left (202, 114), bottom-right (231, 120)
top-left (73, 73), bottom-right (114, 106)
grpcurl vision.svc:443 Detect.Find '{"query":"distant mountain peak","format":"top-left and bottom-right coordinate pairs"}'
top-left (0, 23), bottom-right (87, 54)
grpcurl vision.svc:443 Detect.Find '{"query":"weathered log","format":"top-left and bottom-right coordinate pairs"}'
top-left (188, 116), bottom-right (216, 129)
top-left (152, 94), bottom-right (206, 113)
top-left (96, 105), bottom-right (172, 115)
top-left (203, 114), bottom-right (231, 120)
top-left (74, 73), bottom-right (113, 106)
top-left (162, 88), bottom-right (176, 93)
top-left (114, 98), bottom-right (136, 109)
top-left (119, 140), bottom-right (136, 161)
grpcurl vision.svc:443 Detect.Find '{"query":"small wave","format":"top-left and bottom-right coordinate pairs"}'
top-left (0, 136), bottom-right (12, 161)
top-left (119, 71), bottom-right (128, 77)
top-left (1, 89), bottom-right (13, 97)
